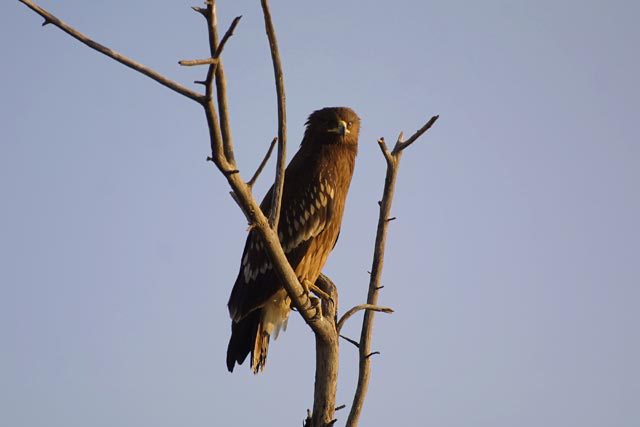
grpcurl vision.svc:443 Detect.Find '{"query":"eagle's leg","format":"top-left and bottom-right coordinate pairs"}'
top-left (300, 279), bottom-right (328, 320)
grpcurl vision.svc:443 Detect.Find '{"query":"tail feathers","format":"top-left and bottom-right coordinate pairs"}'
top-left (226, 310), bottom-right (271, 374)
top-left (251, 321), bottom-right (270, 374)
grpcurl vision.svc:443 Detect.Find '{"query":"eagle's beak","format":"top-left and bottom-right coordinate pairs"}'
top-left (329, 120), bottom-right (350, 136)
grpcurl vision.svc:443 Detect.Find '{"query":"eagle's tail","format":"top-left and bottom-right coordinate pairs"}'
top-left (227, 291), bottom-right (291, 373)
top-left (226, 310), bottom-right (270, 374)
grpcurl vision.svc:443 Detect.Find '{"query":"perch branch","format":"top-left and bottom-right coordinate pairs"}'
top-left (337, 305), bottom-right (393, 334)
top-left (260, 0), bottom-right (287, 231)
top-left (248, 137), bottom-right (278, 188)
top-left (346, 115), bottom-right (439, 427)
top-left (196, 1), bottom-right (331, 341)
top-left (17, 0), bottom-right (204, 103)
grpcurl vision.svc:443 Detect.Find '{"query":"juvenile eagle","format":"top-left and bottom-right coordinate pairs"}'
top-left (227, 107), bottom-right (360, 373)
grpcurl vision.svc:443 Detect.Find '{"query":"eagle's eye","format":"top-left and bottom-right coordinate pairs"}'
top-left (347, 121), bottom-right (353, 128)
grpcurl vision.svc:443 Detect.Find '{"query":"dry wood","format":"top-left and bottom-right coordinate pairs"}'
top-left (17, 0), bottom-right (204, 103)
top-left (345, 115), bottom-right (439, 427)
top-left (179, 58), bottom-right (219, 66)
top-left (248, 137), bottom-right (278, 188)
top-left (260, 0), bottom-right (287, 231)
top-left (337, 304), bottom-right (393, 334)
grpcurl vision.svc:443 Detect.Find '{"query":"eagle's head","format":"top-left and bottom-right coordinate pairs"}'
top-left (304, 107), bottom-right (360, 146)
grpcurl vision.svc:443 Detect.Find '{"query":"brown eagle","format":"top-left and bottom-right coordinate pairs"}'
top-left (227, 107), bottom-right (360, 373)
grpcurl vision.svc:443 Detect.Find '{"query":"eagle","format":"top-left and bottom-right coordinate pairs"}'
top-left (226, 106), bottom-right (361, 373)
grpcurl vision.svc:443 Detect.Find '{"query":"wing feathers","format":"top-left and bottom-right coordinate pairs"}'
top-left (228, 179), bottom-right (335, 321)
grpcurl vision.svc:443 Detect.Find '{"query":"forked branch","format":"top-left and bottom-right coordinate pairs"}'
top-left (346, 115), bottom-right (439, 427)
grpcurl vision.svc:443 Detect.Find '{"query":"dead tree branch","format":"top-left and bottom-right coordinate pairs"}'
top-left (179, 58), bottom-right (219, 66)
top-left (260, 0), bottom-right (287, 231)
top-left (16, 0), bottom-right (204, 103)
top-left (340, 335), bottom-right (360, 348)
top-left (247, 137), bottom-right (278, 188)
top-left (337, 304), bottom-right (393, 334)
top-left (197, 1), bottom-right (238, 164)
top-left (345, 115), bottom-right (440, 427)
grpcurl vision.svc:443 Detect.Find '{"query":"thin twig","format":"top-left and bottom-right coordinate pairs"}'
top-left (202, 2), bottom-right (226, 168)
top-left (340, 335), bottom-right (360, 348)
top-left (337, 304), bottom-right (393, 333)
top-left (260, 0), bottom-right (287, 230)
top-left (215, 15), bottom-right (242, 58)
top-left (179, 57), bottom-right (219, 66)
top-left (191, 6), bottom-right (207, 17)
top-left (346, 115), bottom-right (439, 427)
top-left (208, 2), bottom-right (237, 164)
top-left (17, 0), bottom-right (204, 103)
top-left (248, 137), bottom-right (278, 188)
top-left (393, 115), bottom-right (440, 154)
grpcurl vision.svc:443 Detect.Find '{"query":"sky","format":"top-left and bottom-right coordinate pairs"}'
top-left (1, 0), bottom-right (639, 426)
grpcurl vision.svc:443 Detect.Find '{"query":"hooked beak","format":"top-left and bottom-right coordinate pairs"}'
top-left (328, 120), bottom-right (350, 136)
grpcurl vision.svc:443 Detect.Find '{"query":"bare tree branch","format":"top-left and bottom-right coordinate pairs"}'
top-left (310, 274), bottom-right (340, 427)
top-left (337, 304), bottom-right (393, 334)
top-left (260, 0), bottom-right (287, 231)
top-left (17, 0), bottom-right (205, 103)
top-left (340, 335), bottom-right (360, 348)
top-left (346, 115), bottom-right (439, 427)
top-left (179, 58), bottom-right (219, 66)
top-left (196, 1), bottom-right (331, 342)
top-left (215, 15), bottom-right (242, 57)
top-left (208, 1), bottom-right (237, 165)
top-left (393, 115), bottom-right (440, 154)
top-left (248, 137), bottom-right (278, 188)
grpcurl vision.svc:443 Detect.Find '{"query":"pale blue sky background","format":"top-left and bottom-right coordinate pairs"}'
top-left (2, 1), bottom-right (638, 426)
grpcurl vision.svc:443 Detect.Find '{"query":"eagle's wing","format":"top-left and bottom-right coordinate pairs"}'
top-left (227, 178), bottom-right (335, 321)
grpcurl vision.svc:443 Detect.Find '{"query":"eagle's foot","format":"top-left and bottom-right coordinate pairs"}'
top-left (303, 279), bottom-right (334, 306)
top-left (309, 296), bottom-right (322, 320)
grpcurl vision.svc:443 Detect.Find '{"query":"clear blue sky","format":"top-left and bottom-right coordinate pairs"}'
top-left (2, 1), bottom-right (638, 426)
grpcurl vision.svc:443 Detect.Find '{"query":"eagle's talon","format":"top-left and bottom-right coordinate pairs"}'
top-left (303, 278), bottom-right (334, 306)
top-left (309, 296), bottom-right (322, 320)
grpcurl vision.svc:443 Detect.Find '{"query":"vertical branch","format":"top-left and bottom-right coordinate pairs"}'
top-left (199, 2), bottom-right (225, 167)
top-left (199, 1), bottom-right (241, 173)
top-left (309, 274), bottom-right (340, 427)
top-left (346, 116), bottom-right (439, 427)
top-left (209, 0), bottom-right (236, 165)
top-left (260, 0), bottom-right (287, 230)
top-left (345, 142), bottom-right (398, 427)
